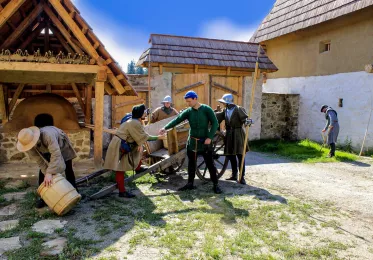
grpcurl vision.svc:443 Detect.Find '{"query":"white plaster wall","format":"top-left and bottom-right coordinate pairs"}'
top-left (149, 69), bottom-right (173, 110)
top-left (244, 75), bottom-right (263, 140)
top-left (263, 71), bottom-right (373, 149)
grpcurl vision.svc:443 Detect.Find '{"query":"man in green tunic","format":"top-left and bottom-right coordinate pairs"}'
top-left (216, 94), bottom-right (252, 184)
top-left (159, 91), bottom-right (222, 194)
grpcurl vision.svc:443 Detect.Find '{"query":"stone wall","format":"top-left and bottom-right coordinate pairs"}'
top-left (261, 93), bottom-right (300, 140)
top-left (0, 128), bottom-right (90, 163)
top-left (243, 75), bottom-right (263, 140)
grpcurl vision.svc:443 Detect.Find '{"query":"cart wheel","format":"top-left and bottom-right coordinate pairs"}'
top-left (161, 157), bottom-right (186, 174)
top-left (195, 131), bottom-right (228, 181)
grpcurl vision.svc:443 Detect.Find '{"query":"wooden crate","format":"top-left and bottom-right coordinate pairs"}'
top-left (166, 122), bottom-right (189, 155)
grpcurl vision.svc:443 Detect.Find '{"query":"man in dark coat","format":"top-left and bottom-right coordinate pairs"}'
top-left (321, 105), bottom-right (340, 157)
top-left (216, 94), bottom-right (252, 184)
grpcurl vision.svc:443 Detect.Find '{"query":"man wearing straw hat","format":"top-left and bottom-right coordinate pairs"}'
top-left (216, 94), bottom-right (253, 185)
top-left (159, 91), bottom-right (222, 194)
top-left (104, 104), bottom-right (163, 198)
top-left (150, 95), bottom-right (179, 123)
top-left (17, 122), bottom-right (78, 208)
top-left (321, 105), bottom-right (339, 157)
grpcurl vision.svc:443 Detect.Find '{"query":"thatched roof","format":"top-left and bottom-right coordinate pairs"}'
top-left (251, 0), bottom-right (373, 43)
top-left (137, 34), bottom-right (278, 72)
top-left (0, 0), bottom-right (136, 96)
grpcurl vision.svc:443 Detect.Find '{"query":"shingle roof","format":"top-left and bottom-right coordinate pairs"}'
top-left (251, 0), bottom-right (373, 43)
top-left (137, 34), bottom-right (278, 72)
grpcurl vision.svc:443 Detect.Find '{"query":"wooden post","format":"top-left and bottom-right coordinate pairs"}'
top-left (94, 81), bottom-right (104, 168)
top-left (8, 83), bottom-right (24, 115)
top-left (0, 84), bottom-right (8, 124)
top-left (71, 83), bottom-right (85, 114)
top-left (85, 84), bottom-right (92, 124)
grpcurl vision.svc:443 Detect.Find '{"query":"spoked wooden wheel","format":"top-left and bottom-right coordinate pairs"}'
top-left (195, 131), bottom-right (228, 181)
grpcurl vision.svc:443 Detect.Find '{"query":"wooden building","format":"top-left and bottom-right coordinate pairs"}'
top-left (0, 0), bottom-right (137, 167)
top-left (251, 0), bottom-right (373, 149)
top-left (136, 34), bottom-right (277, 138)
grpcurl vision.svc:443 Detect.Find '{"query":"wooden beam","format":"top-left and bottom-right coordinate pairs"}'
top-left (43, 3), bottom-right (83, 54)
top-left (0, 61), bottom-right (100, 74)
top-left (85, 84), bottom-right (92, 124)
top-left (0, 84), bottom-right (8, 124)
top-left (176, 81), bottom-right (205, 94)
top-left (19, 22), bottom-right (44, 49)
top-left (46, 84), bottom-right (51, 93)
top-left (104, 82), bottom-right (115, 95)
top-left (0, 0), bottom-right (26, 28)
top-left (44, 22), bottom-right (50, 52)
top-left (8, 83), bottom-right (24, 114)
top-left (227, 67), bottom-right (231, 75)
top-left (159, 64), bottom-right (163, 75)
top-left (48, 0), bottom-right (128, 95)
top-left (105, 58), bottom-right (113, 65)
top-left (9, 89), bottom-right (83, 94)
top-left (49, 24), bottom-right (74, 54)
top-left (71, 83), bottom-right (85, 113)
top-left (93, 41), bottom-right (100, 49)
top-left (94, 81), bottom-right (104, 168)
top-left (116, 74), bottom-right (125, 80)
top-left (194, 64), bottom-right (198, 73)
top-left (0, 3), bottom-right (43, 49)
top-left (114, 98), bottom-right (145, 109)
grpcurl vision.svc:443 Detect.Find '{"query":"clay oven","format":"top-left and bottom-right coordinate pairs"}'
top-left (3, 93), bottom-right (80, 132)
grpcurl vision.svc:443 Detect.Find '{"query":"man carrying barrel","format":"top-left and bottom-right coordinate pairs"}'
top-left (16, 114), bottom-right (78, 208)
top-left (159, 91), bottom-right (223, 194)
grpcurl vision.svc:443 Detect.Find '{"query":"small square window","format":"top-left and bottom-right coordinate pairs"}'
top-left (319, 41), bottom-right (331, 53)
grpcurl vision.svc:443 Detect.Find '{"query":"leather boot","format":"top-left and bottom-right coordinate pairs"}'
top-left (226, 173), bottom-right (237, 181)
top-left (213, 184), bottom-right (223, 194)
top-left (178, 183), bottom-right (196, 191)
top-left (119, 191), bottom-right (136, 198)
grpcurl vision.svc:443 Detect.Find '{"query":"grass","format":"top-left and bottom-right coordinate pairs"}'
top-left (250, 139), bottom-right (358, 163)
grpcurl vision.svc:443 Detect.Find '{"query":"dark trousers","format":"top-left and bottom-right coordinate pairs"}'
top-left (330, 143), bottom-right (336, 156)
top-left (38, 159), bottom-right (77, 188)
top-left (187, 149), bottom-right (218, 185)
top-left (227, 154), bottom-right (245, 177)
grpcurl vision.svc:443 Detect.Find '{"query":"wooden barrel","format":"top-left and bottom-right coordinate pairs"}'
top-left (37, 174), bottom-right (81, 216)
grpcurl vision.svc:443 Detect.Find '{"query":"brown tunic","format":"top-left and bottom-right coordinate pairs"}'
top-left (150, 106), bottom-right (178, 123)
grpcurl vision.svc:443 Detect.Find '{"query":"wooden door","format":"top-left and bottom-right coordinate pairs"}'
top-left (111, 92), bottom-right (148, 128)
top-left (172, 74), bottom-right (210, 111)
top-left (210, 76), bottom-right (243, 110)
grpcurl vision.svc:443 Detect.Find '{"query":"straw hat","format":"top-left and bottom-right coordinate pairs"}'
top-left (16, 126), bottom-right (40, 152)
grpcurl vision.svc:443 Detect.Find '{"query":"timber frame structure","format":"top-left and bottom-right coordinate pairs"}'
top-left (0, 0), bottom-right (138, 167)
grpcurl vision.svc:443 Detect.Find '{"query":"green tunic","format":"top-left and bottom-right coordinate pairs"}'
top-left (164, 104), bottom-right (219, 152)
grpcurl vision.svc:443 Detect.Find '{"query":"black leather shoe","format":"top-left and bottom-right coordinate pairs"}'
top-left (239, 178), bottom-right (247, 185)
top-left (36, 199), bottom-right (46, 209)
top-left (225, 176), bottom-right (237, 181)
top-left (213, 185), bottom-right (223, 194)
top-left (178, 183), bottom-right (196, 191)
top-left (119, 191), bottom-right (136, 198)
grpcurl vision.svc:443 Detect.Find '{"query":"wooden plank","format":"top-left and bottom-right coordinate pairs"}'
top-left (116, 74), bottom-right (125, 80)
top-left (159, 64), bottom-right (163, 75)
top-left (104, 82), bottom-right (115, 95)
top-left (238, 76), bottom-right (243, 106)
top-left (85, 84), bottom-right (92, 124)
top-left (43, 3), bottom-right (83, 54)
top-left (8, 83), bottom-right (24, 114)
top-left (227, 67), bottom-right (231, 75)
top-left (145, 116), bottom-right (176, 153)
top-left (46, 84), bottom-right (51, 93)
top-left (211, 81), bottom-right (238, 95)
top-left (0, 84), bottom-right (8, 124)
top-left (0, 61), bottom-right (100, 74)
top-left (175, 81), bottom-right (205, 94)
top-left (114, 98), bottom-right (144, 109)
top-left (0, 0), bottom-right (26, 28)
top-left (0, 3), bottom-right (43, 49)
top-left (71, 83), bottom-right (85, 113)
top-left (48, 0), bottom-right (128, 95)
top-left (94, 81), bottom-right (104, 168)
top-left (194, 64), bottom-right (198, 73)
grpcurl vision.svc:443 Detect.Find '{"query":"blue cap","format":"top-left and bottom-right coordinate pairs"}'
top-left (184, 91), bottom-right (198, 99)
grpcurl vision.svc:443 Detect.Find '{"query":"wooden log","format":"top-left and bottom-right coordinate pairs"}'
top-left (85, 84), bottom-right (92, 124)
top-left (365, 64), bottom-right (373, 73)
top-left (8, 83), bottom-right (24, 114)
top-left (71, 83), bottom-right (85, 114)
top-left (0, 84), bottom-right (8, 124)
top-left (0, 0), bottom-right (26, 28)
top-left (94, 81), bottom-right (104, 168)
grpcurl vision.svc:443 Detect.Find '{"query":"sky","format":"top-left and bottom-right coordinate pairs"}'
top-left (72, 0), bottom-right (276, 69)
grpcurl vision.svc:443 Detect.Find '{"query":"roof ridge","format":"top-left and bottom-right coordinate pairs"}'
top-left (150, 34), bottom-right (258, 45)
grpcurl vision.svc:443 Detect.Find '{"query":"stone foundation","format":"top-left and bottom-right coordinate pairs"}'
top-left (261, 93), bottom-right (300, 140)
top-left (0, 128), bottom-right (90, 163)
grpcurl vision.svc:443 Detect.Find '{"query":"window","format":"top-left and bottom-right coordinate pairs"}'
top-left (319, 41), bottom-right (331, 53)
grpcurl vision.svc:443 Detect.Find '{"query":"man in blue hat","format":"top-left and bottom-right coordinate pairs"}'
top-left (159, 91), bottom-right (222, 194)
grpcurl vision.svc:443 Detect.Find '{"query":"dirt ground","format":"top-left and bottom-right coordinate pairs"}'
top-left (1, 152), bottom-right (373, 259)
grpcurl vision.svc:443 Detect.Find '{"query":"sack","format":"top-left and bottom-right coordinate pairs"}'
top-left (118, 113), bottom-right (133, 154)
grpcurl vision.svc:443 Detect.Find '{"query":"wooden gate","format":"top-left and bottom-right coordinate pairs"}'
top-left (172, 74), bottom-right (243, 111)
top-left (172, 74), bottom-right (209, 111)
top-left (111, 92), bottom-right (148, 128)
